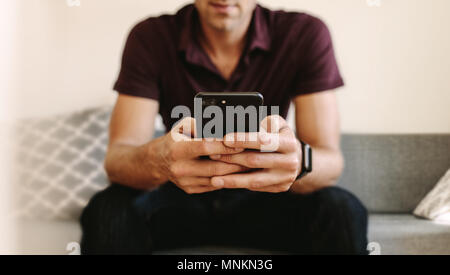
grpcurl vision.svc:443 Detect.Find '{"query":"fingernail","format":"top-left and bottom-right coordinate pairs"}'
top-left (260, 133), bottom-right (271, 144)
top-left (210, 155), bottom-right (221, 160)
top-left (251, 183), bottom-right (258, 188)
top-left (224, 135), bottom-right (235, 143)
top-left (224, 140), bottom-right (234, 146)
top-left (212, 178), bottom-right (224, 188)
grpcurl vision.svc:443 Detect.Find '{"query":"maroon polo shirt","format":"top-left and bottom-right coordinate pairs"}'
top-left (113, 4), bottom-right (344, 130)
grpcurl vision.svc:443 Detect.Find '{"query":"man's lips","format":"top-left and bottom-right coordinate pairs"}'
top-left (209, 2), bottom-right (237, 13)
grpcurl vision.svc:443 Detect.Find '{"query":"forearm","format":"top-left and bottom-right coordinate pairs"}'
top-left (290, 147), bottom-right (344, 194)
top-left (104, 136), bottom-right (169, 190)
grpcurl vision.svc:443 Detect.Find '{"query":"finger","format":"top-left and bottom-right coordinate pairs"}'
top-left (189, 140), bottom-right (245, 157)
top-left (260, 115), bottom-right (293, 137)
top-left (260, 115), bottom-right (288, 133)
top-left (171, 160), bottom-right (249, 179)
top-left (260, 115), bottom-right (296, 152)
top-left (223, 132), bottom-right (270, 150)
top-left (182, 185), bottom-right (222, 194)
top-left (212, 170), bottom-right (285, 189)
top-left (171, 117), bottom-right (197, 138)
top-left (223, 132), bottom-right (297, 153)
top-left (171, 139), bottom-right (244, 159)
top-left (212, 152), bottom-right (300, 170)
top-left (248, 183), bottom-right (292, 193)
top-left (177, 177), bottom-right (211, 187)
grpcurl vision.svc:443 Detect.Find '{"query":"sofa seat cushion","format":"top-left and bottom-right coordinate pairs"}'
top-left (16, 219), bottom-right (81, 255)
top-left (15, 214), bottom-right (450, 255)
top-left (369, 214), bottom-right (450, 255)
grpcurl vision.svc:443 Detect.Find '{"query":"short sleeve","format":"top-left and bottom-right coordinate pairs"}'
top-left (113, 22), bottom-right (160, 100)
top-left (291, 17), bottom-right (344, 97)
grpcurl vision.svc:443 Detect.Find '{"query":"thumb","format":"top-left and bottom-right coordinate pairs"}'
top-left (171, 117), bottom-right (197, 142)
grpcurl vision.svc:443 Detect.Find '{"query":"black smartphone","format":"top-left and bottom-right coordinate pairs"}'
top-left (194, 92), bottom-right (264, 139)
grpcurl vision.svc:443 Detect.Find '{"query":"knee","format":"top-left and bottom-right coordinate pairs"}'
top-left (80, 184), bottom-right (142, 233)
top-left (312, 186), bottom-right (368, 254)
top-left (315, 186), bottom-right (368, 222)
top-left (80, 184), bottom-right (146, 254)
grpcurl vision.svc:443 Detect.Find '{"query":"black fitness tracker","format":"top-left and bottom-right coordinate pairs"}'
top-left (296, 140), bottom-right (312, 181)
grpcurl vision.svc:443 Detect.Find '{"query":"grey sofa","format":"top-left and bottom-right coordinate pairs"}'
top-left (157, 134), bottom-right (450, 255)
top-left (339, 134), bottom-right (450, 255)
top-left (14, 110), bottom-right (450, 254)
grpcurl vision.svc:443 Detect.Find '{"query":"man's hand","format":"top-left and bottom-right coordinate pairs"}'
top-left (210, 115), bottom-right (302, 193)
top-left (158, 117), bottom-right (248, 194)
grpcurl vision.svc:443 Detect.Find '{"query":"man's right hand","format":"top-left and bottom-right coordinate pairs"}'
top-left (156, 117), bottom-right (247, 194)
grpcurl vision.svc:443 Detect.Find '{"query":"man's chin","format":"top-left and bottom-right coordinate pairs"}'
top-left (206, 17), bottom-right (240, 31)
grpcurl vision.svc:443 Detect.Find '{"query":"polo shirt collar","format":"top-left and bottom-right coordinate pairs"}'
top-left (248, 5), bottom-right (271, 52)
top-left (178, 5), bottom-right (272, 58)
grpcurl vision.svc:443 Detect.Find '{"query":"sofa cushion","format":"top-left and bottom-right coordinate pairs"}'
top-left (338, 134), bottom-right (450, 213)
top-left (15, 214), bottom-right (450, 255)
top-left (13, 107), bottom-right (112, 220)
top-left (414, 168), bottom-right (450, 223)
top-left (15, 219), bottom-right (82, 255)
top-left (369, 214), bottom-right (450, 255)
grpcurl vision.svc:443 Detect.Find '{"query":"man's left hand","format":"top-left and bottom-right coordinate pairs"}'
top-left (210, 115), bottom-right (303, 193)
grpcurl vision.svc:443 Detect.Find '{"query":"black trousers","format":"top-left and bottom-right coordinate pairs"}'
top-left (80, 182), bottom-right (368, 255)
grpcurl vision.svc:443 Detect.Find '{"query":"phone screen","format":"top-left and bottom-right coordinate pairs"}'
top-left (194, 92), bottom-right (265, 139)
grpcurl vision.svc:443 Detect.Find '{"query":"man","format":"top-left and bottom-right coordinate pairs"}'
top-left (80, 0), bottom-right (368, 254)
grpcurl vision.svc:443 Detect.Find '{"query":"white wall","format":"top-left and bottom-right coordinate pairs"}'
top-left (0, 0), bottom-right (18, 254)
top-left (13, 0), bottom-right (450, 133)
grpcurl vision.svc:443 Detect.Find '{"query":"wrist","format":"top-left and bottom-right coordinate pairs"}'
top-left (143, 136), bottom-right (170, 184)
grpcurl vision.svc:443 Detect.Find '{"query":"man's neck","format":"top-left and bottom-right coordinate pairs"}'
top-left (199, 19), bottom-right (252, 58)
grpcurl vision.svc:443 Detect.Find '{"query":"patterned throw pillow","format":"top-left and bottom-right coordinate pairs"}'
top-left (13, 107), bottom-right (112, 220)
top-left (414, 169), bottom-right (450, 224)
